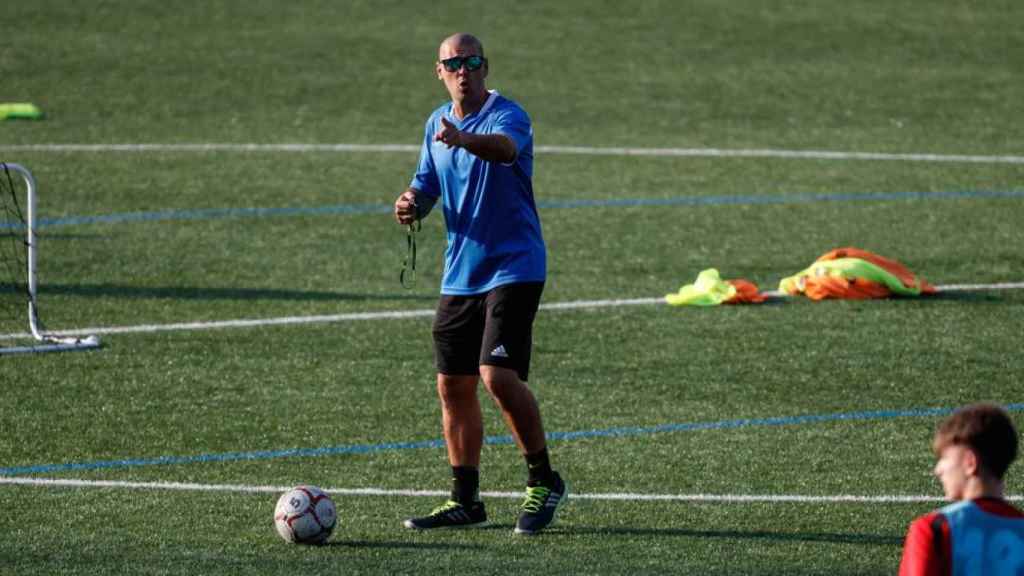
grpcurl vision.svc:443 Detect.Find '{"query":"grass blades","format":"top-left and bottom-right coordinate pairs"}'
top-left (1, 1), bottom-right (1022, 574)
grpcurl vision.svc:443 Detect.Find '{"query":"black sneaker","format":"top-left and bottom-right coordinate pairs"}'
top-left (403, 500), bottom-right (488, 530)
top-left (514, 472), bottom-right (568, 535)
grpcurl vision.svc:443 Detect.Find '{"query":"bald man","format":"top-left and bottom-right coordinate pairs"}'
top-left (394, 33), bottom-right (567, 535)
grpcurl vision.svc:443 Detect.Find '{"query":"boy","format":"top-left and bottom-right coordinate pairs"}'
top-left (898, 403), bottom-right (1023, 575)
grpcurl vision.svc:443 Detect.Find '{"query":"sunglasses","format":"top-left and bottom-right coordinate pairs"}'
top-left (440, 55), bottom-right (487, 72)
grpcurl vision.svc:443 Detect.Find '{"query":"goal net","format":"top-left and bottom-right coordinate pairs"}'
top-left (1, 162), bottom-right (100, 354)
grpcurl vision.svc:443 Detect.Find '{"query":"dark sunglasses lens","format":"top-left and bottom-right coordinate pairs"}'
top-left (443, 57), bottom-right (463, 72)
top-left (442, 56), bottom-right (484, 72)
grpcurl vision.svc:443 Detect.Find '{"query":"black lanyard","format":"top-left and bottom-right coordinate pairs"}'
top-left (400, 220), bottom-right (421, 289)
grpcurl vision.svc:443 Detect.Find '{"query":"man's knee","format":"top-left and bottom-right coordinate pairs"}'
top-left (479, 365), bottom-right (524, 399)
top-left (437, 374), bottom-right (478, 404)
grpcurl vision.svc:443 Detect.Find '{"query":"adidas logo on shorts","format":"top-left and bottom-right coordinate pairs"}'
top-left (490, 344), bottom-right (509, 358)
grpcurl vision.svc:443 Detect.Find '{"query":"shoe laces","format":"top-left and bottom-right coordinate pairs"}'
top-left (520, 485), bottom-right (551, 514)
top-left (431, 500), bottom-right (463, 516)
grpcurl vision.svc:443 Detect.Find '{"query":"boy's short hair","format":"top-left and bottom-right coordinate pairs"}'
top-left (932, 403), bottom-right (1019, 479)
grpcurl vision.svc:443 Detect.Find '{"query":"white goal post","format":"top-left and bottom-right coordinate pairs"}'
top-left (0, 162), bottom-right (100, 355)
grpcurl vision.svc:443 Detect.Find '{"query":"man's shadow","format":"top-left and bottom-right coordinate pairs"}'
top-left (37, 283), bottom-right (437, 302)
top-left (326, 540), bottom-right (484, 550)
top-left (325, 524), bottom-right (902, 548)
top-left (324, 522), bottom-right (512, 549)
top-left (547, 525), bottom-right (903, 546)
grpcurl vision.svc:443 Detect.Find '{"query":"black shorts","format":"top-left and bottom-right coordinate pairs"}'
top-left (432, 282), bottom-right (544, 382)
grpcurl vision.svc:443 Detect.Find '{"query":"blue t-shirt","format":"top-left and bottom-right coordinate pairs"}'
top-left (409, 91), bottom-right (546, 295)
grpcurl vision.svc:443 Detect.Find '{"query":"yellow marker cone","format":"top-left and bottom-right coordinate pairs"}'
top-left (665, 268), bottom-right (737, 306)
top-left (0, 103), bottom-right (44, 120)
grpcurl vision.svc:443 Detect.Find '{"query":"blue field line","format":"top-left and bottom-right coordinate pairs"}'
top-left (3, 188), bottom-right (1022, 230)
top-left (38, 202), bottom-right (392, 228)
top-left (2, 403), bottom-right (1021, 477)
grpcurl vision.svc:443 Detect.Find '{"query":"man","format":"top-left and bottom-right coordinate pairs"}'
top-left (394, 33), bottom-right (567, 535)
top-left (898, 403), bottom-right (1023, 575)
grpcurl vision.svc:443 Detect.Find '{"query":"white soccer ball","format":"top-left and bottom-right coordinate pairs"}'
top-left (274, 485), bottom-right (337, 545)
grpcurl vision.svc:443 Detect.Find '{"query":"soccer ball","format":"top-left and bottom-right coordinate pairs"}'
top-left (274, 485), bottom-right (337, 544)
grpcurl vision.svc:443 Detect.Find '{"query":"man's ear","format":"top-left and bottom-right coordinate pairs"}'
top-left (963, 447), bottom-right (980, 477)
top-left (436, 63), bottom-right (444, 81)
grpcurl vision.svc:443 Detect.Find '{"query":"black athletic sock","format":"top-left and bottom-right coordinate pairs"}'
top-left (451, 466), bottom-right (480, 505)
top-left (525, 447), bottom-right (554, 487)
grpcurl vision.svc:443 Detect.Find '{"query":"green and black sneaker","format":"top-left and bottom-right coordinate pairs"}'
top-left (403, 500), bottom-right (488, 530)
top-left (514, 472), bottom-right (568, 535)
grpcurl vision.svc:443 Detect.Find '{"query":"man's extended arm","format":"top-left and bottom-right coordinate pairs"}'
top-left (434, 116), bottom-right (517, 164)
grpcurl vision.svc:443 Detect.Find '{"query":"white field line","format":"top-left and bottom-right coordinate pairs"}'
top-left (2, 143), bottom-right (1024, 164)
top-left (2, 282), bottom-right (1023, 341)
top-left (929, 282), bottom-right (1024, 292)
top-left (6, 476), bottom-right (1019, 503)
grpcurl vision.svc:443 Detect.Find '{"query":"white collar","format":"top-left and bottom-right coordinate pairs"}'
top-left (452, 90), bottom-right (499, 120)
top-left (477, 90), bottom-right (499, 116)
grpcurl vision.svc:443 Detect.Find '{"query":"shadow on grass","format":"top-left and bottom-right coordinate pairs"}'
top-left (782, 291), bottom-right (1008, 306)
top-left (923, 291), bottom-right (1005, 303)
top-left (34, 231), bottom-right (109, 240)
top-left (564, 526), bottom-right (903, 546)
top-left (328, 523), bottom-right (516, 549)
top-left (675, 291), bottom-right (1009, 308)
top-left (39, 283), bottom-right (437, 302)
top-left (326, 539), bottom-right (484, 550)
